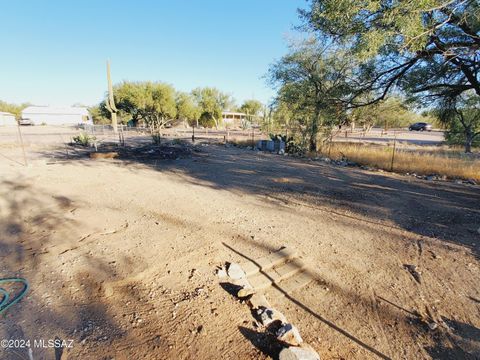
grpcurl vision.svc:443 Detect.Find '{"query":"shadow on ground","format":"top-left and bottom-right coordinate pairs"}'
top-left (221, 240), bottom-right (480, 359)
top-left (0, 179), bottom-right (155, 359)
top-left (48, 141), bottom-right (480, 258)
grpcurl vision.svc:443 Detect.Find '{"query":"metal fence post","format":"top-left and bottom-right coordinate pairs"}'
top-left (16, 124), bottom-right (28, 166)
top-left (390, 130), bottom-right (397, 171)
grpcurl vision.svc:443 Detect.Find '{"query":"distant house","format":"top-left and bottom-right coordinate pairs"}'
top-left (0, 112), bottom-right (16, 126)
top-left (21, 106), bottom-right (92, 126)
top-left (222, 111), bottom-right (247, 126)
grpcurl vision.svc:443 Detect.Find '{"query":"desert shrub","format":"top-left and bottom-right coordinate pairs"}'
top-left (73, 132), bottom-right (95, 146)
top-left (269, 133), bottom-right (305, 155)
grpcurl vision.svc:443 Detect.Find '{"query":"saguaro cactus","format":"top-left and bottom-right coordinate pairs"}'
top-left (105, 60), bottom-right (118, 133)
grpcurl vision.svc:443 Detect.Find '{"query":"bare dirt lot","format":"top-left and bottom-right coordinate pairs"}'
top-left (0, 135), bottom-right (479, 359)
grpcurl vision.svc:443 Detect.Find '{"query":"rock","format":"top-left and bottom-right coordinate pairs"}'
top-left (238, 287), bottom-right (255, 298)
top-left (216, 268), bottom-right (227, 278)
top-left (279, 344), bottom-right (321, 360)
top-left (256, 307), bottom-right (287, 326)
top-left (320, 157), bottom-right (331, 163)
top-left (247, 293), bottom-right (270, 309)
top-left (425, 175), bottom-right (435, 181)
top-left (428, 322), bottom-right (438, 330)
top-left (227, 263), bottom-right (246, 280)
top-left (467, 179), bottom-right (477, 185)
top-left (278, 149), bottom-right (285, 155)
top-left (454, 180), bottom-right (463, 184)
top-left (276, 323), bottom-right (303, 346)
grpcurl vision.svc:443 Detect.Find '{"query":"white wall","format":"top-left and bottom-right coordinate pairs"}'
top-left (0, 114), bottom-right (16, 126)
top-left (22, 113), bottom-right (92, 125)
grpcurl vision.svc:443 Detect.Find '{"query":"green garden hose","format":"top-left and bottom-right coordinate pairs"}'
top-left (0, 278), bottom-right (29, 315)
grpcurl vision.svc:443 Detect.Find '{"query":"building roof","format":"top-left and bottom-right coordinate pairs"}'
top-left (222, 111), bottom-right (247, 116)
top-left (22, 106), bottom-right (89, 116)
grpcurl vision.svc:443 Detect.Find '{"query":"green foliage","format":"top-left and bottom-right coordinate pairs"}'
top-left (269, 133), bottom-right (304, 155)
top-left (240, 99), bottom-right (263, 118)
top-left (198, 112), bottom-right (216, 128)
top-left (351, 97), bottom-right (423, 129)
top-left (438, 94), bottom-right (480, 152)
top-left (268, 39), bottom-right (353, 151)
top-left (107, 81), bottom-right (177, 130)
top-left (191, 87), bottom-right (234, 128)
top-left (175, 92), bottom-right (200, 125)
top-left (88, 104), bottom-right (111, 124)
top-left (72, 132), bottom-right (95, 146)
top-left (0, 100), bottom-right (29, 119)
top-left (300, 0), bottom-right (480, 106)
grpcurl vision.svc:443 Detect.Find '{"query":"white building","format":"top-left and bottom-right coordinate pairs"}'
top-left (222, 111), bottom-right (247, 126)
top-left (0, 112), bottom-right (16, 126)
top-left (21, 106), bottom-right (92, 126)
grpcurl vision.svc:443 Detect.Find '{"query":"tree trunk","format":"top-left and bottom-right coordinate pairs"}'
top-left (309, 108), bottom-right (321, 152)
top-left (465, 132), bottom-right (473, 153)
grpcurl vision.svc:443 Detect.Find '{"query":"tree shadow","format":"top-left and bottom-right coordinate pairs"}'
top-left (0, 178), bottom-right (158, 359)
top-left (45, 141), bottom-right (479, 259)
top-left (222, 237), bottom-right (480, 359)
top-left (221, 241), bottom-right (393, 359)
top-left (424, 318), bottom-right (480, 359)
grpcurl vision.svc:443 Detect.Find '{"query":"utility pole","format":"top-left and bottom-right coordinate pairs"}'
top-left (105, 60), bottom-right (118, 133)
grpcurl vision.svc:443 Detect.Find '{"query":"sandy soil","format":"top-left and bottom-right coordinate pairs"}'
top-left (0, 140), bottom-right (479, 360)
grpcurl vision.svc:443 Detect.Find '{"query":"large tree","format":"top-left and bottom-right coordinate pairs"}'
top-left (300, 0), bottom-right (480, 105)
top-left (191, 87), bottom-right (234, 128)
top-left (175, 92), bottom-right (200, 127)
top-left (107, 81), bottom-right (177, 130)
top-left (239, 99), bottom-right (263, 122)
top-left (269, 40), bottom-right (353, 151)
top-left (438, 93), bottom-right (480, 152)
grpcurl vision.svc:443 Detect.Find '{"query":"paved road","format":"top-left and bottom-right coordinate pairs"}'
top-left (333, 127), bottom-right (444, 146)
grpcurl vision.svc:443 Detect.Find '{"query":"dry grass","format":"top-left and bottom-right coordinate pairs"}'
top-left (320, 142), bottom-right (480, 181)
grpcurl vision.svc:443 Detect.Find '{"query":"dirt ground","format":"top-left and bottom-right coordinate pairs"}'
top-left (0, 138), bottom-right (479, 360)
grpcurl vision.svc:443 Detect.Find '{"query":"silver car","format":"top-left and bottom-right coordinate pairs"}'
top-left (18, 118), bottom-right (34, 126)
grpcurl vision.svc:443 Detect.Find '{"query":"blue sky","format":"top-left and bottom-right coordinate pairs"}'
top-left (0, 0), bottom-right (306, 107)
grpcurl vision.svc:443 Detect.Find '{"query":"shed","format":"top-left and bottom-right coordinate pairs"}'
top-left (21, 106), bottom-right (92, 126)
top-left (0, 112), bottom-right (17, 126)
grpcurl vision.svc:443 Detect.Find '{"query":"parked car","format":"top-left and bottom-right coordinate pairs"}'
top-left (408, 122), bottom-right (432, 131)
top-left (18, 118), bottom-right (34, 126)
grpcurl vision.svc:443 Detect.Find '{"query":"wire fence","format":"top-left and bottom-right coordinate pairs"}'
top-left (0, 124), bottom-right (268, 166)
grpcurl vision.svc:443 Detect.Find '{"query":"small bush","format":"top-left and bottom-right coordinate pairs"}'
top-left (269, 133), bottom-right (305, 155)
top-left (72, 132), bottom-right (95, 146)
